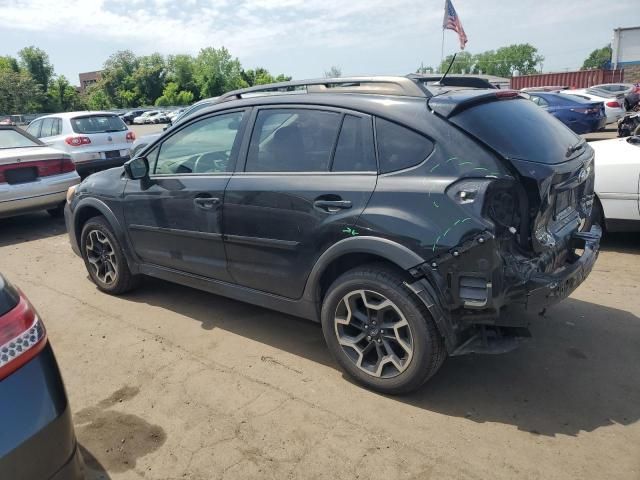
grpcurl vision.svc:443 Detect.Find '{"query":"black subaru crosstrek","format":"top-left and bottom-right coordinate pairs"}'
top-left (64, 77), bottom-right (600, 394)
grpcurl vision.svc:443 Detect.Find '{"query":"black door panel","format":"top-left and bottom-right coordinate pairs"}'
top-left (223, 173), bottom-right (376, 298)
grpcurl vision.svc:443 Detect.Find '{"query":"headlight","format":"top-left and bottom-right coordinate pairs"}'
top-left (66, 185), bottom-right (77, 203)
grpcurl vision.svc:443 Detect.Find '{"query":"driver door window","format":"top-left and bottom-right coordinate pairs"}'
top-left (152, 111), bottom-right (244, 175)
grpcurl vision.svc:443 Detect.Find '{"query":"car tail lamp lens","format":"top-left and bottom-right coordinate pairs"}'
top-left (0, 292), bottom-right (46, 380)
top-left (65, 136), bottom-right (91, 146)
top-left (606, 101), bottom-right (620, 108)
top-left (126, 131), bottom-right (136, 142)
top-left (571, 107), bottom-right (599, 115)
top-left (0, 158), bottom-right (76, 184)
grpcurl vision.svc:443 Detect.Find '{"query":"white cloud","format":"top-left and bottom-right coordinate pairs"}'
top-left (0, 0), bottom-right (442, 56)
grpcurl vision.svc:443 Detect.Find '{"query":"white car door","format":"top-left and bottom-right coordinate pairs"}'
top-left (591, 138), bottom-right (640, 222)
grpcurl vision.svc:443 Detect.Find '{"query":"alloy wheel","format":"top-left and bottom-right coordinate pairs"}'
top-left (334, 290), bottom-right (414, 378)
top-left (85, 230), bottom-right (118, 285)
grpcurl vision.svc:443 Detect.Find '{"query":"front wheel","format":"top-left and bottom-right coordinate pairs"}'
top-left (80, 216), bottom-right (140, 294)
top-left (321, 265), bottom-right (445, 394)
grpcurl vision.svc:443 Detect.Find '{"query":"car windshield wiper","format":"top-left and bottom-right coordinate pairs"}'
top-left (566, 139), bottom-right (586, 157)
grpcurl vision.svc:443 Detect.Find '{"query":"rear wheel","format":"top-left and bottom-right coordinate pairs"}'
top-left (321, 265), bottom-right (445, 394)
top-left (80, 216), bottom-right (140, 294)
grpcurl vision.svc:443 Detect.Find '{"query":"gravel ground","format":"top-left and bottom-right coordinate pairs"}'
top-left (1, 211), bottom-right (639, 479)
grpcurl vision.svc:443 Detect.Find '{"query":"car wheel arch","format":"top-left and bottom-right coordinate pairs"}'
top-left (302, 236), bottom-right (426, 306)
top-left (73, 199), bottom-right (137, 271)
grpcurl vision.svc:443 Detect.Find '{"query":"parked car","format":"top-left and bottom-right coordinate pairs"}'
top-left (65, 77), bottom-right (600, 394)
top-left (525, 91), bottom-right (606, 134)
top-left (520, 86), bottom-right (569, 92)
top-left (166, 109), bottom-right (184, 123)
top-left (26, 112), bottom-right (134, 178)
top-left (562, 89), bottom-right (626, 124)
top-left (131, 98), bottom-right (219, 157)
top-left (0, 273), bottom-right (84, 479)
top-left (133, 111), bottom-right (159, 125)
top-left (120, 109), bottom-right (146, 125)
top-left (148, 111), bottom-right (170, 124)
top-left (589, 135), bottom-right (640, 232)
top-left (0, 117), bottom-right (10, 126)
top-left (0, 126), bottom-right (79, 219)
top-left (591, 83), bottom-right (640, 110)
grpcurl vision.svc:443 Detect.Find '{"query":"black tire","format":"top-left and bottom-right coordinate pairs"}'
top-left (80, 216), bottom-right (140, 294)
top-left (321, 265), bottom-right (445, 395)
top-left (47, 202), bottom-right (65, 217)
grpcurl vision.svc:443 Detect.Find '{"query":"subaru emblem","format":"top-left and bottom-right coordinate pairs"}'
top-left (578, 168), bottom-right (588, 183)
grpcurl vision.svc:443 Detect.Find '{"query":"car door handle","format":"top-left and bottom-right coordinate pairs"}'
top-left (194, 197), bottom-right (220, 209)
top-left (314, 199), bottom-right (352, 212)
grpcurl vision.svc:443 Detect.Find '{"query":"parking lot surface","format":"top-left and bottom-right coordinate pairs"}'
top-left (1, 212), bottom-right (639, 480)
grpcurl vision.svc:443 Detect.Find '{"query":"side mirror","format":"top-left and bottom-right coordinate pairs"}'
top-left (124, 156), bottom-right (149, 180)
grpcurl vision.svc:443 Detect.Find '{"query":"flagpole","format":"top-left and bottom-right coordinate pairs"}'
top-left (440, 28), bottom-right (445, 72)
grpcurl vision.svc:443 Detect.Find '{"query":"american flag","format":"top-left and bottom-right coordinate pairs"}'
top-left (443, 0), bottom-right (468, 50)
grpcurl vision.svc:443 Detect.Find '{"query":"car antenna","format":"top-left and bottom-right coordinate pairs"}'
top-left (436, 53), bottom-right (457, 86)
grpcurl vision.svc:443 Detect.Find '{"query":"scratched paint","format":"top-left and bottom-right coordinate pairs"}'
top-left (431, 217), bottom-right (473, 252)
top-left (342, 227), bottom-right (359, 236)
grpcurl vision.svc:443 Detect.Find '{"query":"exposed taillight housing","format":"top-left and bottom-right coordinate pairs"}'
top-left (571, 107), bottom-right (599, 115)
top-left (65, 136), bottom-right (91, 146)
top-left (605, 101), bottom-right (620, 108)
top-left (0, 158), bottom-right (76, 184)
top-left (0, 291), bottom-right (47, 380)
top-left (126, 131), bottom-right (136, 142)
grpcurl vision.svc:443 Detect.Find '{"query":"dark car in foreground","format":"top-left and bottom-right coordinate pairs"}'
top-left (65, 77), bottom-right (600, 394)
top-left (525, 91), bottom-right (606, 134)
top-left (0, 274), bottom-right (83, 479)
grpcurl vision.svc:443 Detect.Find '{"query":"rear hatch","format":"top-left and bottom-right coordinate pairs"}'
top-left (70, 114), bottom-right (131, 157)
top-left (430, 91), bottom-right (595, 256)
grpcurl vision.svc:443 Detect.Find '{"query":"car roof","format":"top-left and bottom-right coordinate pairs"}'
top-left (36, 111), bottom-right (120, 119)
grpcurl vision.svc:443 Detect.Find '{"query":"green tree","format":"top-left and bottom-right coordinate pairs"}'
top-left (167, 54), bottom-right (197, 97)
top-left (582, 44), bottom-right (612, 70)
top-left (100, 50), bottom-right (140, 107)
top-left (491, 44), bottom-right (543, 76)
top-left (176, 90), bottom-right (194, 105)
top-left (0, 55), bottom-right (19, 73)
top-left (155, 81), bottom-right (195, 106)
top-left (241, 68), bottom-right (291, 86)
top-left (0, 70), bottom-right (44, 114)
top-left (18, 46), bottom-right (54, 90)
top-left (84, 84), bottom-right (111, 110)
top-left (438, 51), bottom-right (475, 74)
top-left (47, 75), bottom-right (82, 112)
top-left (193, 47), bottom-right (247, 98)
top-left (132, 53), bottom-right (166, 105)
top-left (324, 66), bottom-right (342, 78)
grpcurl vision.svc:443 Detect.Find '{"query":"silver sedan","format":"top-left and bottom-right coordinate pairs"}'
top-left (0, 127), bottom-right (80, 219)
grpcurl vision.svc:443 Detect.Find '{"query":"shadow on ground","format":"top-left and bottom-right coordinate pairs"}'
top-left (79, 444), bottom-right (112, 480)
top-left (0, 212), bottom-right (66, 247)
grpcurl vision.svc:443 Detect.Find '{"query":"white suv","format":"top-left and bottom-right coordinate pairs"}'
top-left (26, 112), bottom-right (135, 177)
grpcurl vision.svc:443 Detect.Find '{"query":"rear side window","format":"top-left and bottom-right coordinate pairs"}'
top-left (26, 120), bottom-right (41, 137)
top-left (450, 98), bottom-right (580, 164)
top-left (40, 117), bottom-right (61, 137)
top-left (376, 118), bottom-right (434, 174)
top-left (246, 109), bottom-right (341, 172)
top-left (332, 115), bottom-right (376, 172)
top-left (71, 115), bottom-right (127, 134)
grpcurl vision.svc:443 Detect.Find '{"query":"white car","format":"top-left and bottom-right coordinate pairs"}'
top-left (562, 89), bottom-right (625, 124)
top-left (25, 112), bottom-right (134, 177)
top-left (0, 126), bottom-right (79, 218)
top-left (590, 136), bottom-right (640, 232)
top-left (133, 111), bottom-right (159, 125)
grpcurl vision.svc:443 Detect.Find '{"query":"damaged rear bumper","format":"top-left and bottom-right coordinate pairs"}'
top-left (512, 226), bottom-right (600, 313)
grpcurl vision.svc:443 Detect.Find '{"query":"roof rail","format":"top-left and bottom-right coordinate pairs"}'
top-left (217, 76), bottom-right (431, 103)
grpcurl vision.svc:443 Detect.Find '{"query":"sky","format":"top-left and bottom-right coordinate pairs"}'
top-left (1, 0), bottom-right (638, 86)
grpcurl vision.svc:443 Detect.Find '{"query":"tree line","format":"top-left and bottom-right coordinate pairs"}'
top-left (0, 46), bottom-right (291, 115)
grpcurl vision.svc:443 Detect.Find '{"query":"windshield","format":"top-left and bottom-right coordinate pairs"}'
top-left (0, 129), bottom-right (41, 149)
top-left (71, 115), bottom-right (127, 134)
top-left (451, 98), bottom-right (581, 164)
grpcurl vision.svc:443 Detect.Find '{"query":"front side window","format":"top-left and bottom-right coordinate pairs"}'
top-left (376, 118), bottom-right (434, 174)
top-left (152, 111), bottom-right (244, 175)
top-left (245, 109), bottom-right (341, 172)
